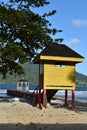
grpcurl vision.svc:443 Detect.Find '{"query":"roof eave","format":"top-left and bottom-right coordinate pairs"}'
top-left (40, 55), bottom-right (84, 63)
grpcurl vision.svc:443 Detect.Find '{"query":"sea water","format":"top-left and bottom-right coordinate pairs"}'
top-left (0, 84), bottom-right (37, 98)
top-left (0, 84), bottom-right (87, 100)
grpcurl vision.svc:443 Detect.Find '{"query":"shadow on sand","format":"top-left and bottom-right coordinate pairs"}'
top-left (50, 97), bottom-right (87, 112)
top-left (0, 123), bottom-right (87, 130)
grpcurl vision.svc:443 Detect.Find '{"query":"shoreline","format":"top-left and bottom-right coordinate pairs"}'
top-left (0, 92), bottom-right (87, 106)
top-left (1, 89), bottom-right (87, 98)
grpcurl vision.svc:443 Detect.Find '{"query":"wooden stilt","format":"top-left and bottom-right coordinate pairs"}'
top-left (72, 90), bottom-right (75, 109)
top-left (65, 90), bottom-right (68, 107)
top-left (43, 89), bottom-right (47, 108)
top-left (38, 64), bottom-right (43, 109)
top-left (38, 87), bottom-right (42, 109)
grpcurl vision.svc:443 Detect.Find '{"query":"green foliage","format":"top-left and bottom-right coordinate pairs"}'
top-left (0, 62), bottom-right (39, 85)
top-left (0, 0), bottom-right (63, 78)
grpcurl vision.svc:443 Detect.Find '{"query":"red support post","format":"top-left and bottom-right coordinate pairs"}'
top-left (38, 87), bottom-right (42, 109)
top-left (43, 89), bottom-right (47, 108)
top-left (65, 90), bottom-right (68, 107)
top-left (72, 90), bottom-right (75, 109)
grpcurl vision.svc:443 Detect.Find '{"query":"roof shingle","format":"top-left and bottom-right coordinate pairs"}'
top-left (40, 43), bottom-right (83, 58)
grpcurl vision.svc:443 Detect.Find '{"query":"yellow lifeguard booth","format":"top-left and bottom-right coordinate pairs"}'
top-left (33, 43), bottom-right (84, 108)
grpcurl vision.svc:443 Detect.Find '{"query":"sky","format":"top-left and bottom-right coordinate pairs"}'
top-left (2, 0), bottom-right (87, 75)
top-left (33, 0), bottom-right (87, 75)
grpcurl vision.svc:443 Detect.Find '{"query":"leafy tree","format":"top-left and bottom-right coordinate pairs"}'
top-left (0, 0), bottom-right (63, 78)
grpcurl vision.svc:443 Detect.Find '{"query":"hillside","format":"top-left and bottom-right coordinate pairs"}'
top-left (76, 72), bottom-right (87, 86)
top-left (0, 62), bottom-right (39, 85)
top-left (0, 62), bottom-right (87, 86)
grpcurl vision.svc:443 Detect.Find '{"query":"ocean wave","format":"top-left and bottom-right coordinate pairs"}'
top-left (0, 89), bottom-right (7, 93)
top-left (0, 88), bottom-right (87, 100)
top-left (55, 90), bottom-right (87, 100)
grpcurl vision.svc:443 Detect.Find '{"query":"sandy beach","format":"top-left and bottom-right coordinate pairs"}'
top-left (0, 97), bottom-right (87, 130)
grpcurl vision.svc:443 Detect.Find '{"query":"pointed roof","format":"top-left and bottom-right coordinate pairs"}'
top-left (40, 43), bottom-right (83, 57)
top-left (33, 43), bottom-right (84, 63)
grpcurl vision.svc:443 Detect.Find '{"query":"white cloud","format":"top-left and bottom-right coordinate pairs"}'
top-left (72, 19), bottom-right (87, 27)
top-left (69, 38), bottom-right (80, 45)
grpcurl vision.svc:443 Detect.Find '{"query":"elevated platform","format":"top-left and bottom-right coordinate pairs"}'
top-left (7, 89), bottom-right (58, 107)
top-left (7, 89), bottom-right (38, 104)
top-left (7, 89), bottom-right (31, 97)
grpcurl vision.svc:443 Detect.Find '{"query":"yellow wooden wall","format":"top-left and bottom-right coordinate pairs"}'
top-left (44, 63), bottom-right (76, 90)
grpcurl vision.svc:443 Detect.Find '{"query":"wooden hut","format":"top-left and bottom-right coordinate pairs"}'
top-left (17, 78), bottom-right (29, 91)
top-left (33, 43), bottom-right (84, 108)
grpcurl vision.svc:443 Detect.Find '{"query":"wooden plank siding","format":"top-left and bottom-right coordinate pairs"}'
top-left (44, 63), bottom-right (75, 90)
